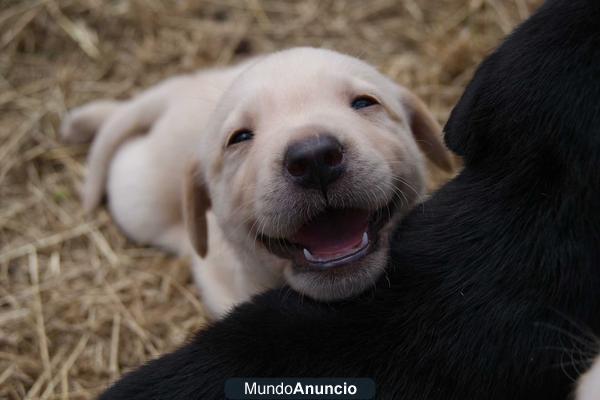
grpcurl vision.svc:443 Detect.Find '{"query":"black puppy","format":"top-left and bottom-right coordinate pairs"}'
top-left (100, 0), bottom-right (600, 399)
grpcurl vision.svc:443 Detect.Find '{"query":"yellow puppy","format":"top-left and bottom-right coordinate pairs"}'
top-left (62, 47), bottom-right (453, 318)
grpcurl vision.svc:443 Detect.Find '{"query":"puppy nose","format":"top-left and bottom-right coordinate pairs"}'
top-left (284, 134), bottom-right (345, 190)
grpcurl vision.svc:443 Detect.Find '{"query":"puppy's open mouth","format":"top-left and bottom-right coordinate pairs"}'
top-left (259, 201), bottom-right (396, 270)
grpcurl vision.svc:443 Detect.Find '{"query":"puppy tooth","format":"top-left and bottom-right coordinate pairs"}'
top-left (361, 232), bottom-right (369, 247)
top-left (303, 248), bottom-right (317, 262)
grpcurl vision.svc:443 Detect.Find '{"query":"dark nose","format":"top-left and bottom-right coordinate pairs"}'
top-left (284, 134), bottom-right (345, 191)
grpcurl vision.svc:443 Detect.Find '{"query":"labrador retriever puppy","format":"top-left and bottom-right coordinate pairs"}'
top-left (98, 0), bottom-right (600, 399)
top-left (62, 48), bottom-right (453, 318)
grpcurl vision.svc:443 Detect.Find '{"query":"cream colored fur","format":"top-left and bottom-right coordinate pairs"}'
top-left (62, 48), bottom-right (452, 319)
top-left (577, 354), bottom-right (600, 400)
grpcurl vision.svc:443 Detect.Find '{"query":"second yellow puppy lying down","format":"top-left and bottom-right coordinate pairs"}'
top-left (62, 47), bottom-right (453, 319)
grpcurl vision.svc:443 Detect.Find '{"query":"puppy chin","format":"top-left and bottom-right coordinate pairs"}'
top-left (283, 241), bottom-right (389, 301)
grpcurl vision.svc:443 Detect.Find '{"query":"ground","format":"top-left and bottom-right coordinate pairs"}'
top-left (0, 1), bottom-right (541, 398)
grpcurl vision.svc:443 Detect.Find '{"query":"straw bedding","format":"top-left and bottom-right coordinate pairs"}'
top-left (0, 1), bottom-right (541, 398)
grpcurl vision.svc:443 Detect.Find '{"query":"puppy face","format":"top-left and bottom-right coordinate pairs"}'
top-left (188, 48), bottom-right (452, 301)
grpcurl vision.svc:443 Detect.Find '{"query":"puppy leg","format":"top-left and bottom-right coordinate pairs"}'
top-left (156, 224), bottom-right (192, 256)
top-left (191, 255), bottom-right (240, 320)
top-left (189, 213), bottom-right (252, 319)
top-left (107, 136), bottom-right (187, 255)
top-left (60, 100), bottom-right (121, 143)
top-left (82, 83), bottom-right (176, 212)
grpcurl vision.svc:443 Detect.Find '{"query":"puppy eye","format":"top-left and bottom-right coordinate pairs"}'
top-left (351, 95), bottom-right (379, 110)
top-left (227, 129), bottom-right (254, 146)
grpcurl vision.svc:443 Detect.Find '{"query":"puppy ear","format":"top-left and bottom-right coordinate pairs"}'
top-left (183, 161), bottom-right (211, 258)
top-left (400, 89), bottom-right (454, 172)
top-left (443, 60), bottom-right (488, 159)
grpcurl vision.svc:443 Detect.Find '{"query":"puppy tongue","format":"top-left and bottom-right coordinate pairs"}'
top-left (291, 209), bottom-right (369, 258)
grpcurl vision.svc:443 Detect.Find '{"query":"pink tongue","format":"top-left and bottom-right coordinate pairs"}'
top-left (291, 209), bottom-right (369, 257)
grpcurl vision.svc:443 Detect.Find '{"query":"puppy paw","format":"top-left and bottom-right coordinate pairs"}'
top-left (60, 100), bottom-right (120, 144)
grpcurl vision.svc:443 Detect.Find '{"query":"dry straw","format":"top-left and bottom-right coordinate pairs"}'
top-left (0, 0), bottom-right (540, 398)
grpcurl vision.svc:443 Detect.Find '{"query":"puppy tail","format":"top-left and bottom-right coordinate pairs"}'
top-left (60, 100), bottom-right (122, 144)
top-left (82, 93), bottom-right (166, 212)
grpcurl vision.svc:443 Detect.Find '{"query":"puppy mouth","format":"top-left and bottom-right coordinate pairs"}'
top-left (259, 201), bottom-right (396, 270)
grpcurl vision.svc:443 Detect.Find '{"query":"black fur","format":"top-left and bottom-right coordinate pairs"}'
top-left (100, 1), bottom-right (600, 398)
